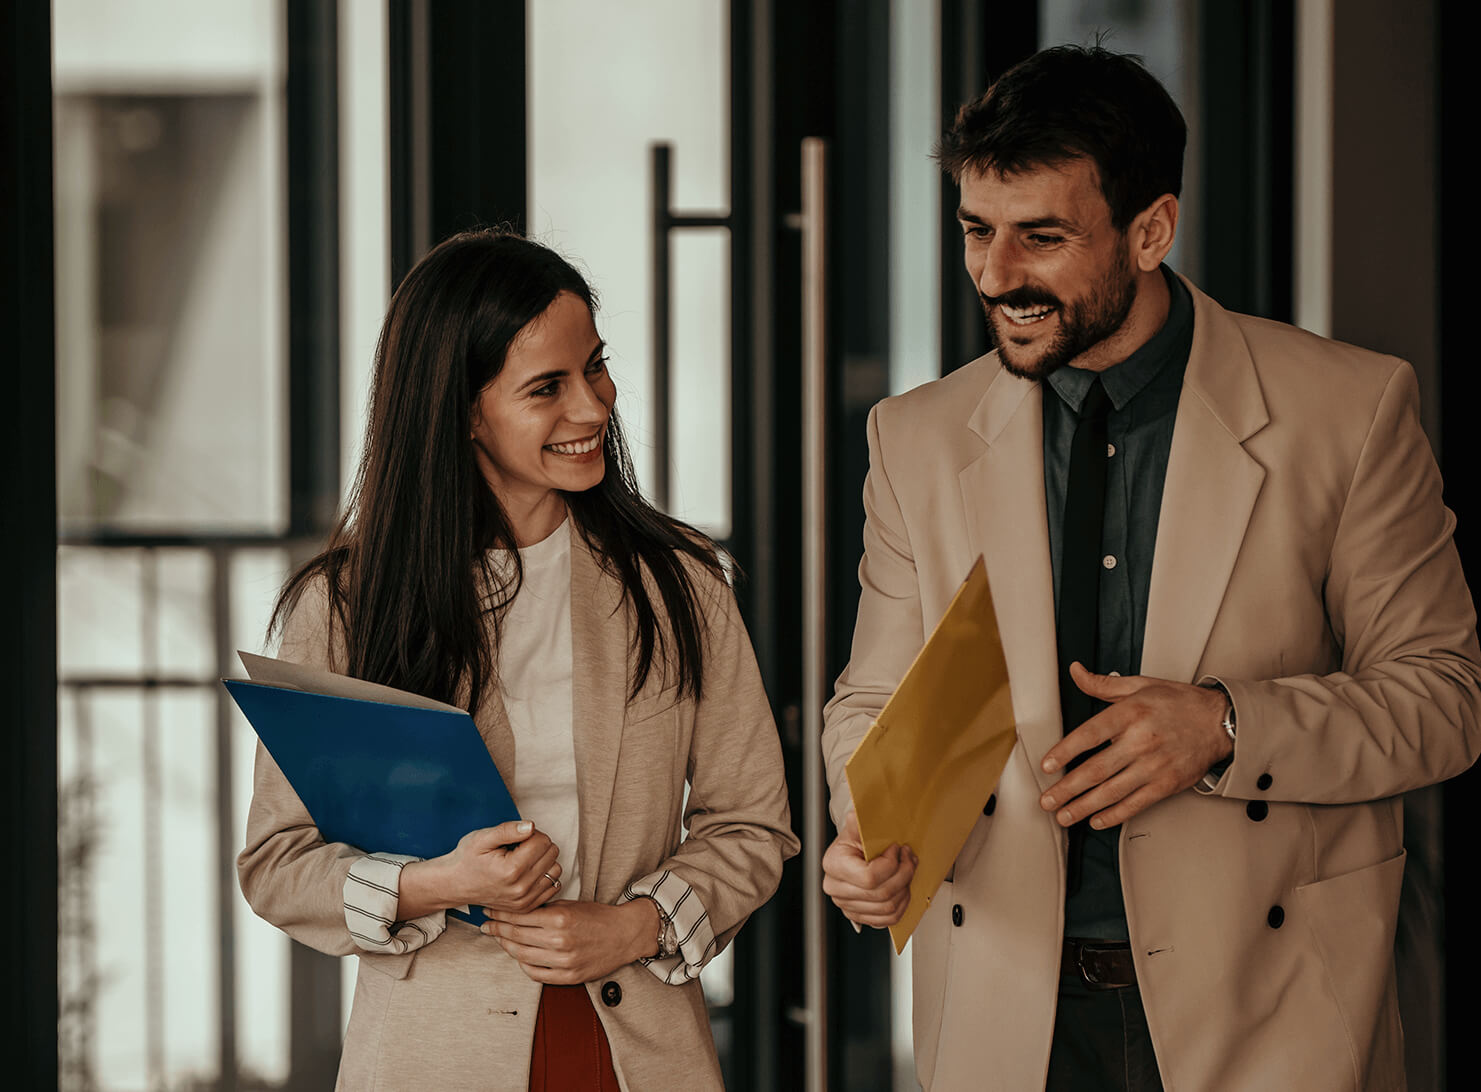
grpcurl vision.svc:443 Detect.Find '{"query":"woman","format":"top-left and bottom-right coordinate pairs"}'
top-left (238, 229), bottom-right (798, 1090)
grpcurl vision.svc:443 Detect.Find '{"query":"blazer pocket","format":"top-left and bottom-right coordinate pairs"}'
top-left (1294, 849), bottom-right (1406, 1083)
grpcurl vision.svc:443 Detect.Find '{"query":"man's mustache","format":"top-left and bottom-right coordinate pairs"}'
top-left (979, 287), bottom-right (1063, 311)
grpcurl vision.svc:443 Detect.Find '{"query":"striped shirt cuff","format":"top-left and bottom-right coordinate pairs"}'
top-left (619, 869), bottom-right (715, 985)
top-left (343, 853), bottom-right (447, 955)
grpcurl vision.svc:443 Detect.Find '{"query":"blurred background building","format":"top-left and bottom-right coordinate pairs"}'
top-left (5, 0), bottom-right (1474, 1088)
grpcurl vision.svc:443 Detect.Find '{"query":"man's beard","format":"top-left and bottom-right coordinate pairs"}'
top-left (980, 253), bottom-right (1138, 380)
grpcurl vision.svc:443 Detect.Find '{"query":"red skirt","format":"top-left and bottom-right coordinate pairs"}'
top-left (528, 984), bottom-right (621, 1091)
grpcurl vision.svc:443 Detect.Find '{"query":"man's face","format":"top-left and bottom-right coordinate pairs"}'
top-left (958, 159), bottom-right (1138, 379)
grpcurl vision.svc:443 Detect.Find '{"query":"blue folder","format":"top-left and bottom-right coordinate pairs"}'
top-left (224, 653), bottom-right (519, 927)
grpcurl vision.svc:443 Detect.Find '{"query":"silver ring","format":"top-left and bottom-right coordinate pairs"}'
top-left (544, 872), bottom-right (560, 889)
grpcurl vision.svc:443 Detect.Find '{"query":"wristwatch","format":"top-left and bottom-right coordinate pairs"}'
top-left (645, 897), bottom-right (679, 959)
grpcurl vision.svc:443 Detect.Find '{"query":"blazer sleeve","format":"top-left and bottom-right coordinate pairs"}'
top-left (1213, 360), bottom-right (1481, 802)
top-left (236, 578), bottom-right (444, 958)
top-left (634, 572), bottom-right (800, 968)
top-left (821, 401), bottom-right (928, 827)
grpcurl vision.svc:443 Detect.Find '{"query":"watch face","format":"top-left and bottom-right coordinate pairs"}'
top-left (662, 922), bottom-right (679, 957)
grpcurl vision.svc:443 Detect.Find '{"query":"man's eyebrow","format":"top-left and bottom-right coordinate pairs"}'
top-left (1015, 216), bottom-right (1077, 231)
top-left (955, 207), bottom-right (1080, 233)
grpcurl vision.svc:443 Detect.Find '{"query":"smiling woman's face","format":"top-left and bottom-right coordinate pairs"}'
top-left (470, 290), bottom-right (616, 541)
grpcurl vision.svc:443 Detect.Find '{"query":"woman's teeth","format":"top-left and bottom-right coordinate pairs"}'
top-left (547, 433), bottom-right (602, 455)
top-left (999, 303), bottom-right (1056, 326)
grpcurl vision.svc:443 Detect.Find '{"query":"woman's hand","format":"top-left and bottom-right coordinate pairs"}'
top-left (482, 899), bottom-right (662, 985)
top-left (399, 820), bottom-right (563, 919)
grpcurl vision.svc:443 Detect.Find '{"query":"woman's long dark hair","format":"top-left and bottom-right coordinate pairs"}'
top-left (271, 229), bottom-right (727, 709)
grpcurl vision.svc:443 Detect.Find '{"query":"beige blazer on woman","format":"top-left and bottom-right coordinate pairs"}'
top-left (824, 280), bottom-right (1481, 1091)
top-left (239, 534), bottom-right (798, 1091)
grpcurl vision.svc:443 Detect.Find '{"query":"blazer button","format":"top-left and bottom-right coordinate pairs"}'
top-left (951, 904), bottom-right (964, 927)
top-left (600, 981), bottom-right (622, 1007)
top-left (1267, 905), bottom-right (1285, 929)
top-left (1246, 800), bottom-right (1268, 822)
top-left (1256, 773), bottom-right (1273, 791)
top-left (983, 794), bottom-right (997, 816)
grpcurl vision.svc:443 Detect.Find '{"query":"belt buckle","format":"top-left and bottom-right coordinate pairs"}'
top-left (1073, 940), bottom-right (1131, 991)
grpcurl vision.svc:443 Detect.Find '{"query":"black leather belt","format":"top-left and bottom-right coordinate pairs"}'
top-left (1062, 937), bottom-right (1138, 990)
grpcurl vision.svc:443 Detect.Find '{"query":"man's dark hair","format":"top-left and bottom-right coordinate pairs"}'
top-left (934, 45), bottom-right (1186, 230)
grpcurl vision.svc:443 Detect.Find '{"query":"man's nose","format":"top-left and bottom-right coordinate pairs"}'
top-left (975, 237), bottom-right (1025, 300)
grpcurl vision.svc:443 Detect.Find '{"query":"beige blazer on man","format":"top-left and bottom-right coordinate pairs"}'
top-left (823, 280), bottom-right (1481, 1091)
top-left (240, 533), bottom-right (798, 1091)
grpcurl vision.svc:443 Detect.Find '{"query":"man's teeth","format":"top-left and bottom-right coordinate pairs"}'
top-left (548, 434), bottom-right (602, 455)
top-left (999, 303), bottom-right (1055, 325)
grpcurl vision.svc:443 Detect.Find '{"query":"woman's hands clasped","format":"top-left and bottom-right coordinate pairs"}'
top-left (397, 820), bottom-right (563, 919)
top-left (482, 898), bottom-right (661, 986)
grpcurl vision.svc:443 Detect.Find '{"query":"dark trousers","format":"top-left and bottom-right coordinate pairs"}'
top-left (1045, 962), bottom-right (1164, 1092)
top-left (528, 984), bottom-right (621, 1092)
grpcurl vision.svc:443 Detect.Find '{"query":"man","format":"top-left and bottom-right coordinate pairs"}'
top-left (820, 46), bottom-right (1480, 1091)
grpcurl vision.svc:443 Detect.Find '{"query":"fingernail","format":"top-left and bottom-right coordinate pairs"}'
top-left (1042, 758), bottom-right (1059, 773)
top-left (1040, 794), bottom-right (1055, 810)
top-left (1090, 817), bottom-right (1104, 830)
top-left (1058, 810), bottom-right (1073, 825)
top-left (517, 821), bottom-right (533, 835)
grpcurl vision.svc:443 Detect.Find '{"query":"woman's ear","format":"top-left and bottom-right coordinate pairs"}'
top-left (1130, 194), bottom-right (1179, 272)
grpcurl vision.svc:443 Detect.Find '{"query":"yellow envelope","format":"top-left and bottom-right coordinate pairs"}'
top-left (845, 555), bottom-right (1017, 953)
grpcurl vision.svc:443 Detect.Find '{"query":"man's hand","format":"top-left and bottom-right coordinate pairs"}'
top-left (1039, 662), bottom-right (1232, 829)
top-left (483, 899), bottom-right (659, 985)
top-left (821, 809), bottom-right (917, 928)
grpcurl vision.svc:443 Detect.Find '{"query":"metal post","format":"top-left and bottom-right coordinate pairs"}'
top-left (799, 135), bottom-right (830, 1092)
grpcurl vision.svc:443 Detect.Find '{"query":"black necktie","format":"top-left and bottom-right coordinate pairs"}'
top-left (1056, 377), bottom-right (1111, 894)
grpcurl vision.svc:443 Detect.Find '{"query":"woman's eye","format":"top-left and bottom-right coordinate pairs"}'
top-left (586, 356), bottom-right (608, 375)
top-left (531, 381), bottom-right (559, 398)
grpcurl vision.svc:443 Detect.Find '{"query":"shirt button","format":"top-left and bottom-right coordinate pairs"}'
top-left (1267, 905), bottom-right (1285, 929)
top-left (1106, 442), bottom-right (1117, 457)
top-left (951, 904), bottom-right (964, 927)
top-left (600, 981), bottom-right (623, 1007)
top-left (1102, 555), bottom-right (1117, 570)
top-left (982, 793), bottom-right (997, 816)
top-left (1107, 671), bottom-right (1121, 677)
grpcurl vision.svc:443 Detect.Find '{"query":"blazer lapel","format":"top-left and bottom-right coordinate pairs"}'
top-left (959, 366), bottom-right (1065, 799)
top-left (567, 530), bottom-right (628, 899)
top-left (1141, 282), bottom-right (1270, 682)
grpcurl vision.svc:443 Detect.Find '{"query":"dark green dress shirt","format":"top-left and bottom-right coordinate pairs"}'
top-left (1043, 266), bottom-right (1194, 940)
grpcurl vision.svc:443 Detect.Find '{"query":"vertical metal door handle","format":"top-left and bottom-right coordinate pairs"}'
top-left (799, 134), bottom-right (829, 1092)
top-left (648, 143), bottom-right (731, 512)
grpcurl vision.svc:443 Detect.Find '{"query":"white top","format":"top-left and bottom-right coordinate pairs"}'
top-left (494, 518), bottom-right (581, 901)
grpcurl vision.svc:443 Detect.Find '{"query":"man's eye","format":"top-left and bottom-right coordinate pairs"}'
top-left (962, 224), bottom-right (991, 239)
top-left (1028, 234), bottom-right (1063, 246)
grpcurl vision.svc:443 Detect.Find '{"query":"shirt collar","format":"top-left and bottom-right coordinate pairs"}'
top-left (1046, 266), bottom-right (1193, 414)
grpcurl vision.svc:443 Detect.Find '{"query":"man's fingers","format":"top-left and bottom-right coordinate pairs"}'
top-left (1069, 661), bottom-right (1145, 700)
top-left (1047, 764), bottom-right (1141, 826)
top-left (1042, 704), bottom-right (1126, 775)
top-left (823, 864), bottom-right (913, 905)
top-left (1089, 781), bottom-right (1168, 829)
top-left (823, 840), bottom-right (915, 889)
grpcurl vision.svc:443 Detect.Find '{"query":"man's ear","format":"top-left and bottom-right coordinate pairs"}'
top-left (1130, 194), bottom-right (1179, 272)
